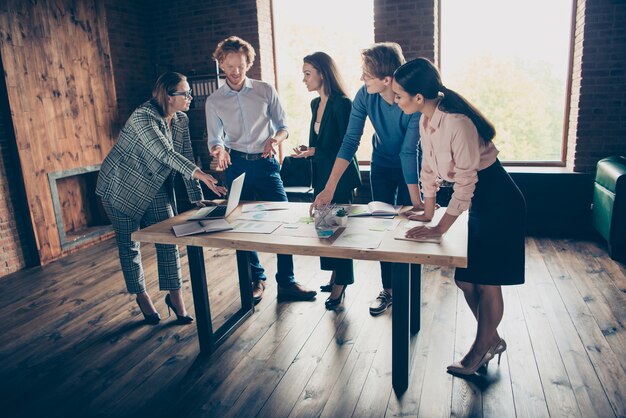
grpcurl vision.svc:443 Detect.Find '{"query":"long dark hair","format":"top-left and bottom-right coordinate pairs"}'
top-left (303, 52), bottom-right (348, 98)
top-left (152, 72), bottom-right (186, 117)
top-left (394, 58), bottom-right (495, 141)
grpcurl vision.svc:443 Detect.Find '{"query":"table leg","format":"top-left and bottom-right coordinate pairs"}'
top-left (207, 251), bottom-right (255, 346)
top-left (236, 250), bottom-right (254, 313)
top-left (187, 246), bottom-right (214, 353)
top-left (186, 247), bottom-right (256, 355)
top-left (392, 262), bottom-right (410, 394)
top-left (410, 264), bottom-right (421, 335)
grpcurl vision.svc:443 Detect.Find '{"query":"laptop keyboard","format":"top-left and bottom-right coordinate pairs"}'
top-left (208, 205), bottom-right (226, 217)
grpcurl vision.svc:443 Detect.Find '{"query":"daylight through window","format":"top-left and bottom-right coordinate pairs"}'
top-left (272, 0), bottom-right (375, 163)
top-left (441, 0), bottom-right (574, 163)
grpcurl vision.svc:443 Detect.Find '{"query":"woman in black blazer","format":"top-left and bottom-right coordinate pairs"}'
top-left (293, 52), bottom-right (361, 309)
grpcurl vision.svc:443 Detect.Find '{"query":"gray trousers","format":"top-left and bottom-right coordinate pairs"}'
top-left (102, 186), bottom-right (182, 294)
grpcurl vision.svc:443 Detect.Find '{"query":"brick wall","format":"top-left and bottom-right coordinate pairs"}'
top-left (0, 61), bottom-right (38, 276)
top-left (132, 0), bottom-right (272, 171)
top-left (567, 0), bottom-right (585, 169)
top-left (256, 0), bottom-right (277, 84)
top-left (104, 0), bottom-right (156, 127)
top-left (374, 0), bottom-right (437, 62)
top-left (104, 0), bottom-right (276, 181)
top-left (572, 0), bottom-right (626, 172)
top-left (149, 0), bottom-right (264, 79)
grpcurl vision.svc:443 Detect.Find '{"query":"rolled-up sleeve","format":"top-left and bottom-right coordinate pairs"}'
top-left (267, 84), bottom-right (288, 133)
top-left (205, 99), bottom-right (225, 150)
top-left (419, 124), bottom-right (438, 199)
top-left (447, 119), bottom-right (481, 216)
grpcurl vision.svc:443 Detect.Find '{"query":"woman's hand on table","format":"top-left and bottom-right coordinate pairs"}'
top-left (405, 211), bottom-right (433, 222)
top-left (405, 224), bottom-right (442, 240)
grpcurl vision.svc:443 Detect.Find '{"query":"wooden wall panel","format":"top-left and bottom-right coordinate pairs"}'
top-left (0, 0), bottom-right (117, 264)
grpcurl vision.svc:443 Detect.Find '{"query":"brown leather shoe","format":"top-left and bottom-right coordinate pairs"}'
top-left (252, 280), bottom-right (266, 304)
top-left (277, 282), bottom-right (317, 301)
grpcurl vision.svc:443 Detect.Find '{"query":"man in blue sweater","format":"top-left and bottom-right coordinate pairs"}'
top-left (312, 42), bottom-right (423, 316)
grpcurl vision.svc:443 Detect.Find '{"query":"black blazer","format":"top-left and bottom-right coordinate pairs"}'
top-left (309, 94), bottom-right (361, 203)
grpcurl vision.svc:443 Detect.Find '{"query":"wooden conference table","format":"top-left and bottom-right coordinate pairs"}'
top-left (133, 202), bottom-right (467, 394)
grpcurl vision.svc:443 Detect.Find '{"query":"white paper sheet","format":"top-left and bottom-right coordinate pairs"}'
top-left (226, 220), bottom-right (282, 234)
top-left (346, 217), bottom-right (401, 231)
top-left (241, 202), bottom-right (290, 213)
top-left (236, 210), bottom-right (300, 223)
top-left (272, 223), bottom-right (320, 238)
top-left (394, 208), bottom-right (447, 243)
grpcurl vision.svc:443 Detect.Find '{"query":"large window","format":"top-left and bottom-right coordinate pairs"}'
top-left (441, 0), bottom-right (574, 164)
top-left (272, 0), bottom-right (375, 162)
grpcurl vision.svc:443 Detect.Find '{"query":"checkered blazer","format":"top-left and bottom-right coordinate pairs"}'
top-left (96, 100), bottom-right (203, 220)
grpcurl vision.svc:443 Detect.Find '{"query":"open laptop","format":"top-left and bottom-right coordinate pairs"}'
top-left (187, 173), bottom-right (245, 220)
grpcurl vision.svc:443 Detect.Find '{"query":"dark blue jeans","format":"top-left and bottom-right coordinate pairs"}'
top-left (226, 156), bottom-right (295, 286)
top-left (370, 164), bottom-right (421, 289)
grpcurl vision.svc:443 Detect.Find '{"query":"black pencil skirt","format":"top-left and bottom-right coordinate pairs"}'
top-left (454, 159), bottom-right (526, 286)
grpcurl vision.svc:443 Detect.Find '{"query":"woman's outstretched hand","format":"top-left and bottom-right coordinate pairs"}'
top-left (291, 145), bottom-right (315, 158)
top-left (195, 200), bottom-right (219, 208)
top-left (194, 170), bottom-right (227, 197)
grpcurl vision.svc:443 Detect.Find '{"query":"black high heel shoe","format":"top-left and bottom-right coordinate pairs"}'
top-left (324, 285), bottom-right (346, 310)
top-left (321, 272), bottom-right (336, 292)
top-left (136, 297), bottom-right (161, 325)
top-left (165, 294), bottom-right (194, 324)
top-left (320, 282), bottom-right (333, 292)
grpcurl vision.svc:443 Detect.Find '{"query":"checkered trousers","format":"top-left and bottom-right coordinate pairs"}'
top-left (103, 186), bottom-right (182, 294)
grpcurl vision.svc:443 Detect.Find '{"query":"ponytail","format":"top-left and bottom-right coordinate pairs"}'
top-left (394, 58), bottom-right (496, 142)
top-left (439, 86), bottom-right (495, 141)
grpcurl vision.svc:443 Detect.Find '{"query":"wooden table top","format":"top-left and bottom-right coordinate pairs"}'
top-left (132, 203), bottom-right (468, 267)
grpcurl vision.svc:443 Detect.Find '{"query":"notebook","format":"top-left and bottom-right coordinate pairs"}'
top-left (172, 219), bottom-right (233, 237)
top-left (187, 173), bottom-right (245, 221)
top-left (393, 209), bottom-right (446, 243)
top-left (347, 201), bottom-right (401, 217)
top-left (394, 229), bottom-right (443, 243)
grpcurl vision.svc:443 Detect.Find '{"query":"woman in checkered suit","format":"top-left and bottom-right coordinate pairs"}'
top-left (96, 72), bottom-right (227, 325)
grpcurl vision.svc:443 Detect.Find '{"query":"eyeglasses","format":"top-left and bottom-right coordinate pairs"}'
top-left (169, 89), bottom-right (193, 99)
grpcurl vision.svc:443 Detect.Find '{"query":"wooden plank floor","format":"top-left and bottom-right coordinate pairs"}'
top-left (0, 236), bottom-right (624, 417)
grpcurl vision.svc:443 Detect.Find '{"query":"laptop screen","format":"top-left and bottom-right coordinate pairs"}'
top-left (224, 173), bottom-right (245, 217)
top-left (187, 172), bottom-right (245, 221)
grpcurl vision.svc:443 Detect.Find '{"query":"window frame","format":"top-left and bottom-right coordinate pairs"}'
top-left (437, 0), bottom-right (577, 167)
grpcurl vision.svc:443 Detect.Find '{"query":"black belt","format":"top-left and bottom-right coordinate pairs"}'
top-left (229, 149), bottom-right (265, 161)
top-left (437, 178), bottom-right (455, 187)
